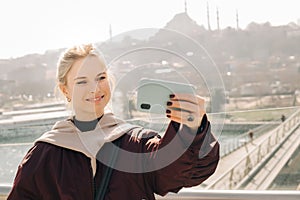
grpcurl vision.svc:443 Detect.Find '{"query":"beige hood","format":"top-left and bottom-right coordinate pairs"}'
top-left (35, 112), bottom-right (142, 158)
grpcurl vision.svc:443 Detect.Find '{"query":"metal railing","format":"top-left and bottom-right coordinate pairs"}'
top-left (156, 189), bottom-right (300, 200)
top-left (220, 123), bottom-right (277, 157)
top-left (1, 109), bottom-right (300, 197)
top-left (2, 186), bottom-right (300, 200)
top-left (206, 109), bottom-right (300, 190)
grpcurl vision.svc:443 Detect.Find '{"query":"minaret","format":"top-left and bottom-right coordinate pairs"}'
top-left (207, 1), bottom-right (211, 31)
top-left (184, 0), bottom-right (187, 14)
top-left (109, 24), bottom-right (112, 41)
top-left (236, 9), bottom-right (240, 30)
top-left (216, 7), bottom-right (220, 31)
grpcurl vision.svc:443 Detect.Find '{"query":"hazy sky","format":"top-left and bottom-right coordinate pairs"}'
top-left (0, 0), bottom-right (298, 59)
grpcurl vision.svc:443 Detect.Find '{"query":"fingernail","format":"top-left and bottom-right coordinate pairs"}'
top-left (166, 109), bottom-right (171, 114)
top-left (166, 115), bottom-right (171, 118)
top-left (169, 94), bottom-right (175, 99)
top-left (167, 101), bottom-right (172, 106)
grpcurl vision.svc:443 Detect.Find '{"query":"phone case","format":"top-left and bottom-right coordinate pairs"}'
top-left (136, 78), bottom-right (196, 114)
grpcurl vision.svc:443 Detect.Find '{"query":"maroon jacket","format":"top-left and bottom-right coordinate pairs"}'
top-left (8, 118), bottom-right (219, 200)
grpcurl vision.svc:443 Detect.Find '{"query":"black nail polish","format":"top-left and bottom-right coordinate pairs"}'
top-left (167, 101), bottom-right (172, 106)
top-left (166, 109), bottom-right (171, 114)
top-left (166, 115), bottom-right (171, 118)
top-left (169, 94), bottom-right (175, 99)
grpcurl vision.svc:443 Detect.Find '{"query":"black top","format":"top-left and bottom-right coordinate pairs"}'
top-left (72, 115), bottom-right (103, 132)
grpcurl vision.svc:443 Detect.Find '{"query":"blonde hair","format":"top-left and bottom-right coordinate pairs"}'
top-left (55, 44), bottom-right (115, 106)
top-left (56, 43), bottom-right (104, 86)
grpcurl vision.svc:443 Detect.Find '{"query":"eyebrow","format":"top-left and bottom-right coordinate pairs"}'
top-left (74, 72), bottom-right (106, 81)
top-left (96, 72), bottom-right (106, 77)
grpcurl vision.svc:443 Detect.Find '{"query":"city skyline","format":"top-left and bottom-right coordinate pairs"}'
top-left (0, 0), bottom-right (299, 59)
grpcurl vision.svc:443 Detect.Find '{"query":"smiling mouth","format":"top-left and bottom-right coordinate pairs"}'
top-left (86, 95), bottom-right (105, 102)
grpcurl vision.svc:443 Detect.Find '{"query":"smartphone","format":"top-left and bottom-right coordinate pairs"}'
top-left (136, 78), bottom-right (196, 114)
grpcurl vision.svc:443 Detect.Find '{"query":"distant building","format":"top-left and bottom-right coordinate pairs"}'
top-left (240, 83), bottom-right (270, 96)
top-left (158, 12), bottom-right (206, 38)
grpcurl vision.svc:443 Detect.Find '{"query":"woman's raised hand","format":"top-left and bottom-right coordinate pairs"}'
top-left (166, 93), bottom-right (206, 131)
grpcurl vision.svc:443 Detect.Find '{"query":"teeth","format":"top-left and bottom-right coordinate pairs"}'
top-left (87, 96), bottom-right (103, 101)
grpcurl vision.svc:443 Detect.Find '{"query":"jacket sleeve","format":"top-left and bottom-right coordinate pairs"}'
top-left (7, 142), bottom-right (94, 200)
top-left (147, 114), bottom-right (220, 196)
top-left (7, 145), bottom-right (41, 200)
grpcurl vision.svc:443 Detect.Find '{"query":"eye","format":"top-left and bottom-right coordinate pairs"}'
top-left (76, 80), bottom-right (87, 85)
top-left (96, 76), bottom-right (106, 81)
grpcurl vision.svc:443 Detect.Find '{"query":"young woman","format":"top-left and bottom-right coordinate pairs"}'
top-left (8, 44), bottom-right (219, 200)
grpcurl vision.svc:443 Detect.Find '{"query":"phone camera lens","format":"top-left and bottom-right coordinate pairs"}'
top-left (141, 103), bottom-right (151, 110)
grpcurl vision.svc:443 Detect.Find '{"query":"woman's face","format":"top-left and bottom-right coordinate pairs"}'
top-left (62, 56), bottom-right (111, 121)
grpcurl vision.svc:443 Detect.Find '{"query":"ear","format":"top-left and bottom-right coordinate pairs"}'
top-left (59, 84), bottom-right (69, 98)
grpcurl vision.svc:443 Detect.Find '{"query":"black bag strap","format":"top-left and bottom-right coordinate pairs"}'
top-left (95, 138), bottom-right (121, 200)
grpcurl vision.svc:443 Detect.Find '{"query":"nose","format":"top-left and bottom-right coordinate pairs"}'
top-left (89, 81), bottom-right (101, 93)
